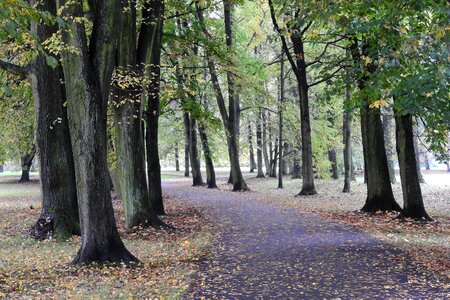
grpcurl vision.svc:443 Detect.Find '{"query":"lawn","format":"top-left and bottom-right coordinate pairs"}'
top-left (0, 175), bottom-right (213, 299)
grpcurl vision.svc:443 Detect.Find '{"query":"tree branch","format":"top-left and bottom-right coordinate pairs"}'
top-left (268, 0), bottom-right (297, 75)
top-left (0, 60), bottom-right (30, 77)
top-left (308, 66), bottom-right (344, 88)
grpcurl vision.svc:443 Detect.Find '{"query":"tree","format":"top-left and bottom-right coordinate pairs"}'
top-left (269, 0), bottom-right (324, 195)
top-left (58, 0), bottom-right (137, 264)
top-left (0, 0), bottom-right (80, 240)
top-left (195, 1), bottom-right (247, 191)
top-left (111, 0), bottom-right (165, 228)
top-left (144, 0), bottom-right (166, 215)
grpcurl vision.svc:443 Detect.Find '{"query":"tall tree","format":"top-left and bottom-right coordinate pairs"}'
top-left (145, 0), bottom-right (166, 215)
top-left (269, 0), bottom-right (318, 195)
top-left (0, 0), bottom-right (80, 240)
top-left (342, 66), bottom-right (352, 193)
top-left (247, 119), bottom-right (256, 173)
top-left (394, 104), bottom-right (431, 220)
top-left (256, 108), bottom-right (265, 178)
top-left (350, 38), bottom-right (400, 212)
top-left (58, 0), bottom-right (137, 263)
top-left (111, 0), bottom-right (164, 228)
top-left (195, 1), bottom-right (247, 191)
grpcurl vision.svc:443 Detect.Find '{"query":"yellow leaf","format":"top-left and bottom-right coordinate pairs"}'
top-left (369, 99), bottom-right (389, 109)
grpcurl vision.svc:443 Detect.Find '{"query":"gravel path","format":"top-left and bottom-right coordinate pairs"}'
top-left (162, 179), bottom-right (449, 299)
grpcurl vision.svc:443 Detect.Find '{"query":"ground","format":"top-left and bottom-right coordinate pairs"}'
top-left (0, 172), bottom-right (212, 299)
top-left (0, 170), bottom-right (449, 298)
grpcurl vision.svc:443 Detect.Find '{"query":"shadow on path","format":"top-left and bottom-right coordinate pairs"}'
top-left (162, 180), bottom-right (449, 299)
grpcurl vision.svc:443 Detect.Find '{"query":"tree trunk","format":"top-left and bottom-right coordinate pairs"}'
top-left (113, 0), bottom-right (162, 229)
top-left (293, 41), bottom-right (316, 195)
top-left (59, 0), bottom-right (137, 264)
top-left (175, 142), bottom-right (180, 171)
top-left (328, 148), bottom-right (339, 179)
top-left (278, 53), bottom-right (284, 188)
top-left (223, 0), bottom-right (247, 191)
top-left (262, 110), bottom-right (270, 175)
top-left (283, 142), bottom-right (290, 175)
top-left (412, 126), bottom-right (425, 183)
top-left (256, 108), bottom-right (265, 178)
top-left (0, 165), bottom-right (3, 172)
top-left (18, 148), bottom-right (35, 183)
top-left (145, 0), bottom-right (165, 215)
top-left (361, 104), bottom-right (401, 212)
top-left (395, 112), bottom-right (431, 220)
top-left (342, 68), bottom-right (352, 192)
top-left (183, 112), bottom-right (190, 177)
top-left (248, 119), bottom-right (256, 173)
top-left (199, 122), bottom-right (217, 188)
top-left (383, 112), bottom-right (397, 184)
top-left (189, 117), bottom-right (204, 186)
top-left (350, 38), bottom-right (399, 212)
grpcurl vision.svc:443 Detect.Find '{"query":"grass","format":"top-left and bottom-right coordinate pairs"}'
top-left (0, 176), bottom-right (213, 299)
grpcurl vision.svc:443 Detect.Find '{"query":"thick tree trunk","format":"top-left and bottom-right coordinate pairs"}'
top-left (175, 142), bottom-right (180, 171)
top-left (59, 0), bottom-right (136, 264)
top-left (113, 0), bottom-right (162, 229)
top-left (395, 112), bottom-right (431, 220)
top-left (18, 148), bottom-right (35, 183)
top-left (328, 148), bottom-right (339, 180)
top-left (29, 3), bottom-right (80, 238)
top-left (199, 122), bottom-right (217, 188)
top-left (0, 165), bottom-right (3, 172)
top-left (145, 0), bottom-right (165, 215)
top-left (350, 38), bottom-right (399, 212)
top-left (248, 120), bottom-right (256, 173)
top-left (256, 109), bottom-right (265, 178)
top-left (183, 112), bottom-right (190, 177)
top-left (383, 113), bottom-right (397, 184)
top-left (361, 105), bottom-right (401, 212)
top-left (189, 117), bottom-right (204, 186)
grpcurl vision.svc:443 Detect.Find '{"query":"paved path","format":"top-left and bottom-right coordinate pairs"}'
top-left (162, 180), bottom-right (449, 299)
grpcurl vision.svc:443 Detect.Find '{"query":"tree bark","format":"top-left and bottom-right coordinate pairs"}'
top-left (175, 142), bottom-right (180, 171)
top-left (383, 112), bottom-right (397, 184)
top-left (199, 122), bottom-right (217, 188)
top-left (189, 117), bottom-right (204, 186)
top-left (145, 0), bottom-right (165, 215)
top-left (349, 38), bottom-right (400, 212)
top-left (113, 0), bottom-right (162, 228)
top-left (256, 108), bottom-right (265, 178)
top-left (394, 111), bottom-right (431, 220)
top-left (248, 119), bottom-right (256, 173)
top-left (412, 125), bottom-right (425, 183)
top-left (183, 112), bottom-right (190, 177)
top-left (342, 89), bottom-right (352, 192)
top-left (18, 148), bottom-right (35, 183)
top-left (328, 148), bottom-right (339, 179)
top-left (262, 110), bottom-right (270, 175)
top-left (278, 52), bottom-right (284, 188)
top-left (59, 0), bottom-right (137, 264)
